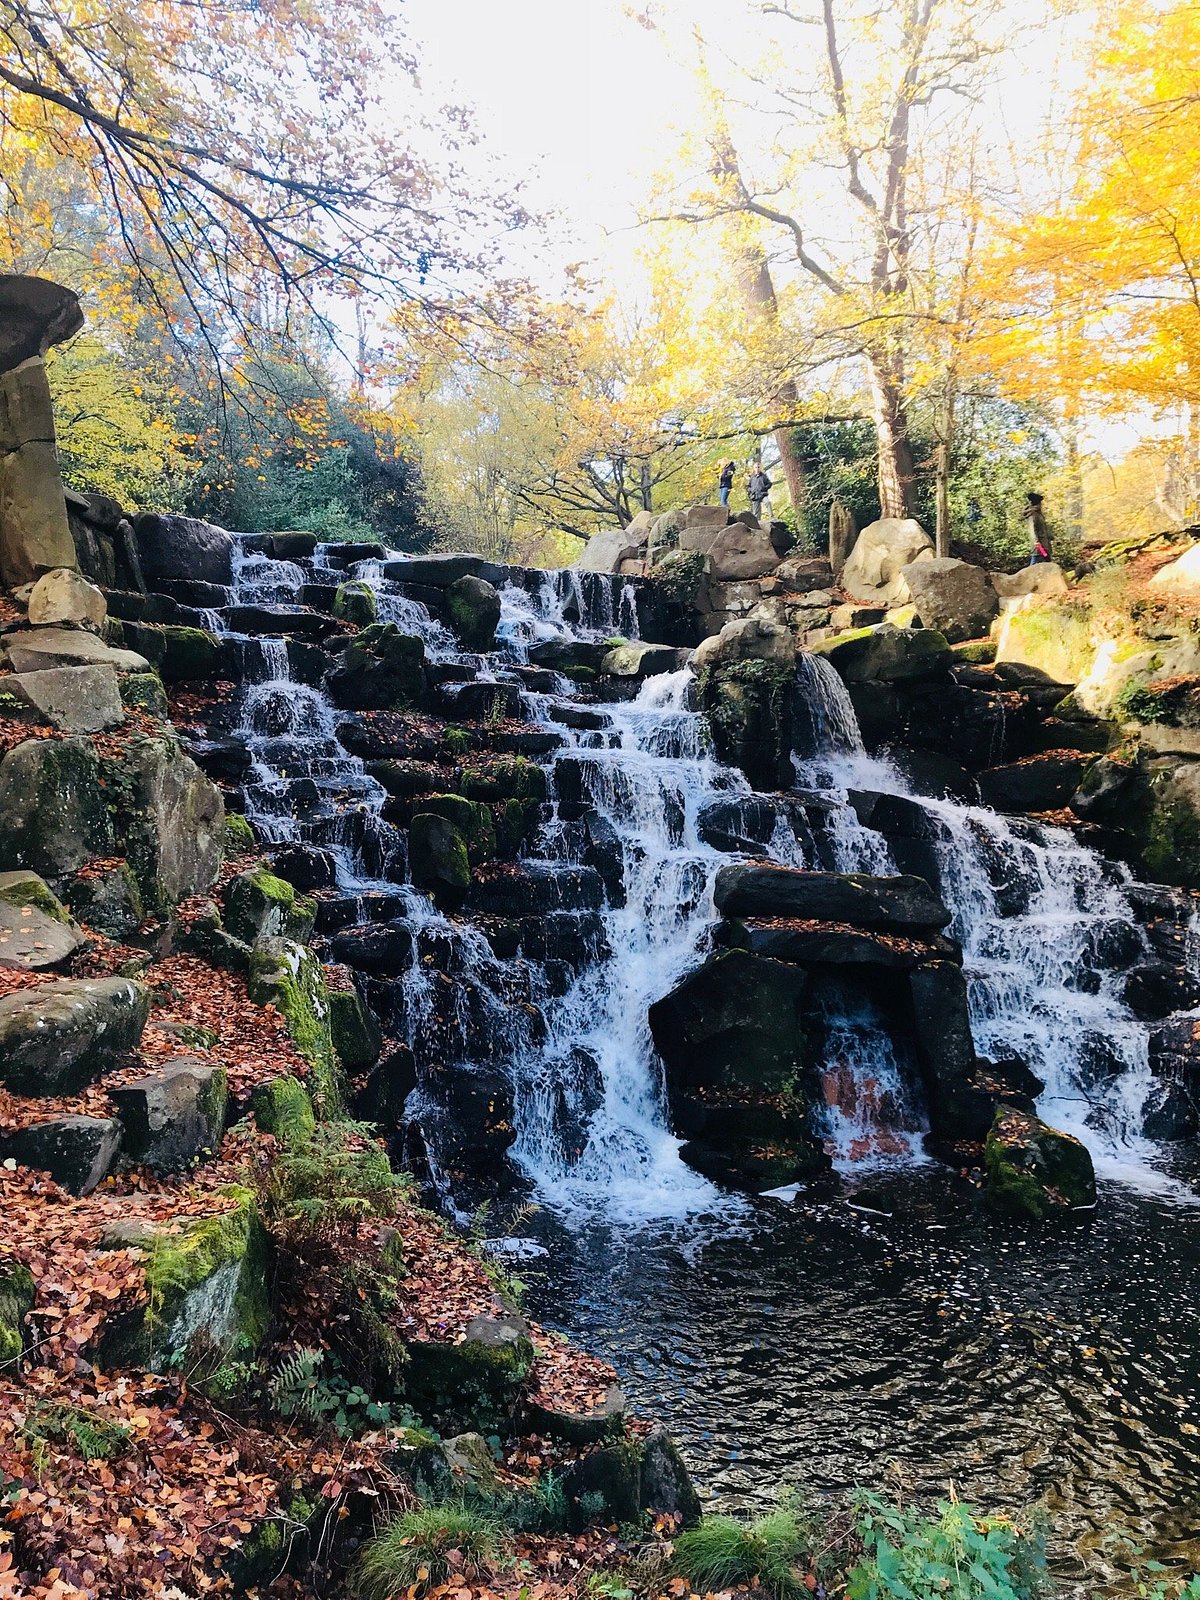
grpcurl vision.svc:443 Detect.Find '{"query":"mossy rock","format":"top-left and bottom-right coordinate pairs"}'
top-left (225, 866), bottom-right (316, 946)
top-left (65, 861), bottom-right (143, 940)
top-left (696, 659), bottom-right (795, 792)
top-left (460, 757), bottom-right (547, 803)
top-left (409, 813), bottom-right (471, 907)
top-left (810, 624), bottom-right (952, 684)
top-left (984, 1107), bottom-right (1096, 1219)
top-left (446, 574), bottom-right (501, 652)
top-left (118, 670), bottom-right (170, 719)
top-left (225, 812), bottom-right (257, 853)
top-left (333, 579), bottom-right (378, 628)
top-left (952, 639), bottom-right (997, 664)
top-left (100, 1188), bottom-right (271, 1370)
top-left (251, 1075), bottom-right (316, 1146)
top-left (651, 547), bottom-right (709, 606)
top-left (562, 1438), bottom-right (643, 1531)
top-left (159, 625), bottom-right (222, 683)
top-left (248, 938), bottom-right (342, 1114)
top-left (997, 602), bottom-right (1094, 686)
top-left (0, 737), bottom-right (115, 881)
top-left (329, 986), bottom-right (383, 1070)
top-left (0, 868), bottom-right (70, 922)
top-left (405, 1312), bottom-right (535, 1433)
top-left (327, 623), bottom-right (426, 711)
top-left (0, 1260), bottom-right (35, 1363)
top-left (420, 794), bottom-right (496, 863)
top-left (493, 796), bottom-right (541, 857)
top-left (99, 732), bottom-right (224, 914)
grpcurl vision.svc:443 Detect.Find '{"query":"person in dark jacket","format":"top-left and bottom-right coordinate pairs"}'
top-left (1023, 491), bottom-right (1051, 564)
top-left (718, 459), bottom-right (735, 507)
top-left (747, 461), bottom-right (773, 524)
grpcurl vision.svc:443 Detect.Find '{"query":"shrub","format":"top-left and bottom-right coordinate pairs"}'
top-left (353, 1503), bottom-right (500, 1598)
top-left (674, 1509), bottom-right (809, 1598)
top-left (259, 1119), bottom-right (403, 1247)
top-left (845, 1493), bottom-right (1046, 1600)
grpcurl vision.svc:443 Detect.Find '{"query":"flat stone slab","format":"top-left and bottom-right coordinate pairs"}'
top-left (4, 627), bottom-right (149, 674)
top-left (0, 900), bottom-right (84, 969)
top-left (0, 1115), bottom-right (121, 1195)
top-left (9, 664), bottom-right (124, 732)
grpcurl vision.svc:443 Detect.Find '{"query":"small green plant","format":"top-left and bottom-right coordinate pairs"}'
top-left (586, 1572), bottom-right (635, 1599)
top-left (260, 1119), bottom-right (403, 1245)
top-left (444, 725), bottom-right (473, 756)
top-left (22, 1403), bottom-right (131, 1465)
top-left (268, 1347), bottom-right (399, 1437)
top-left (352, 1503), bottom-right (500, 1598)
top-left (845, 1492), bottom-right (1045, 1600)
top-left (674, 1509), bottom-right (810, 1598)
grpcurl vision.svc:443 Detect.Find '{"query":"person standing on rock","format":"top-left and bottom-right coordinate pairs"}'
top-left (1023, 491), bottom-right (1051, 565)
top-left (747, 460), bottom-right (773, 524)
top-left (718, 459), bottom-right (735, 507)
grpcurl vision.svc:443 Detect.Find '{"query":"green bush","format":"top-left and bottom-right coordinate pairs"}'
top-left (259, 1119), bottom-right (403, 1246)
top-left (352, 1503), bottom-right (500, 1598)
top-left (845, 1493), bottom-right (1046, 1600)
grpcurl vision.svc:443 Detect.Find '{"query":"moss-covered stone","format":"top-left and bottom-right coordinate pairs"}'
top-left (159, 625), bottom-right (221, 683)
top-left (0, 1260), bottom-right (35, 1363)
top-left (952, 638), bottom-right (997, 664)
top-left (810, 623), bottom-right (952, 683)
top-left (405, 1311), bottom-right (535, 1432)
top-left (446, 574), bottom-right (501, 652)
top-left (329, 986), bottom-right (383, 1070)
top-left (251, 1075), bottom-right (317, 1145)
top-left (0, 737), bottom-right (114, 881)
top-left (118, 670), bottom-right (170, 719)
top-left (333, 579), bottom-right (378, 627)
top-left (493, 797), bottom-right (541, 857)
top-left (225, 865), bottom-right (316, 946)
top-left (650, 547), bottom-right (709, 606)
top-left (409, 813), bottom-right (471, 907)
top-left (420, 795), bottom-right (496, 863)
top-left (248, 938), bottom-right (342, 1114)
top-left (99, 732), bottom-right (224, 913)
top-left (460, 756), bottom-right (548, 803)
top-left (562, 1438), bottom-right (643, 1531)
top-left (327, 623), bottom-right (426, 711)
top-left (996, 602), bottom-right (1094, 686)
top-left (101, 1188), bottom-right (271, 1369)
top-left (0, 868), bottom-right (69, 922)
top-left (984, 1107), bottom-right (1096, 1219)
top-left (696, 658), bottom-right (795, 792)
top-left (225, 812), bottom-right (257, 853)
top-left (65, 860), bottom-right (143, 939)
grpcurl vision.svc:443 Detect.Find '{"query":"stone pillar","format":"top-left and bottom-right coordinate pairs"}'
top-left (0, 276), bottom-right (84, 589)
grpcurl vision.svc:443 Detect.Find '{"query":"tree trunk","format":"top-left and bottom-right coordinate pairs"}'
top-left (867, 351), bottom-right (916, 520)
top-left (933, 442), bottom-right (950, 557)
top-left (741, 254), bottom-right (807, 519)
top-left (772, 402), bottom-right (807, 526)
top-left (829, 498), bottom-right (857, 573)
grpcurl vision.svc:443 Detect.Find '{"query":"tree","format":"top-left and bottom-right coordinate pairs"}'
top-left (0, 0), bottom-right (527, 385)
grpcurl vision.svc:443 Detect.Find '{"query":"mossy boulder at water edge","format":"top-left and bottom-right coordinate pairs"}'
top-left (696, 658), bottom-right (796, 792)
top-left (1073, 754), bottom-right (1200, 889)
top-left (327, 624), bottom-right (426, 711)
top-left (446, 574), bottom-right (501, 652)
top-left (419, 794), bottom-right (496, 863)
top-left (99, 733), bottom-right (225, 913)
top-left (984, 1107), bottom-right (1096, 1219)
top-left (811, 624), bottom-right (952, 684)
top-left (332, 578), bottom-right (378, 627)
top-left (405, 1311), bottom-right (535, 1433)
top-left (224, 865), bottom-right (316, 946)
top-left (409, 813), bottom-right (472, 906)
top-left (251, 1075), bottom-right (317, 1145)
top-left (0, 737), bottom-right (114, 881)
top-left (99, 1188), bottom-right (270, 1371)
top-left (248, 938), bottom-right (342, 1114)
top-left (118, 669), bottom-right (170, 719)
top-left (328, 984), bottom-right (383, 1069)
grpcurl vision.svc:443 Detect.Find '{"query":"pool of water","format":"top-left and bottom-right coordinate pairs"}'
top-left (521, 1158), bottom-right (1200, 1583)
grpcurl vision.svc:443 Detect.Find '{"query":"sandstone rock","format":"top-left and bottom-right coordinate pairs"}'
top-left (775, 555), bottom-right (834, 593)
top-left (110, 1061), bottom-right (228, 1173)
top-left (101, 735), bottom-right (224, 912)
top-left (1147, 542), bottom-right (1200, 596)
top-left (994, 599), bottom-right (1093, 685)
top-left (0, 420), bottom-right (77, 587)
top-left (0, 976), bottom-right (149, 1095)
top-left (446, 573), bottom-right (501, 651)
top-left (9, 664), bottom-right (124, 733)
top-left (991, 562), bottom-right (1069, 600)
top-left (0, 1116), bottom-right (122, 1195)
top-left (27, 568), bottom-right (107, 632)
top-left (829, 499), bottom-right (857, 574)
top-left (523, 1381), bottom-right (627, 1446)
top-left (811, 624), bottom-right (951, 684)
top-left (134, 512), bottom-right (235, 585)
top-left (683, 504), bottom-right (733, 530)
top-left (841, 517), bottom-right (934, 604)
top-left (714, 863), bottom-right (951, 932)
top-left (0, 275), bottom-right (83, 367)
top-left (984, 1106), bottom-right (1096, 1218)
top-left (899, 556), bottom-right (999, 643)
top-left (4, 626), bottom-right (149, 674)
top-left (576, 529), bottom-right (642, 572)
top-left (692, 616), bottom-right (795, 672)
top-left (0, 899), bottom-right (84, 970)
top-left (681, 520), bottom-right (779, 580)
top-left (0, 736), bottom-right (114, 879)
top-left (405, 1309), bottom-right (534, 1431)
top-left (0, 867), bottom-right (70, 921)
top-left (601, 640), bottom-right (681, 678)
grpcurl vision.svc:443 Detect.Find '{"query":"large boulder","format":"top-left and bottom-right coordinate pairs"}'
top-left (0, 976), bottom-right (150, 1095)
top-left (247, 938), bottom-right (339, 1110)
top-left (841, 518), bottom-right (933, 605)
top-left (0, 275), bottom-right (83, 368)
top-left (984, 1107), bottom-right (1096, 1218)
top-left (27, 567), bottom-right (107, 631)
top-left (8, 663), bottom-right (124, 735)
top-left (101, 734), bottom-right (224, 912)
top-left (0, 737), bottom-right (114, 880)
top-left (601, 640), bottom-right (682, 679)
top-left (681, 520), bottom-right (780, 580)
top-left (0, 1116), bottom-right (122, 1195)
top-left (1072, 753), bottom-right (1200, 890)
top-left (907, 962), bottom-right (990, 1140)
top-left (979, 752), bottom-right (1094, 813)
top-left (991, 563), bottom-right (1069, 601)
top-left (695, 654), bottom-right (797, 791)
top-left (3, 626), bottom-right (149, 674)
top-left (326, 624), bottom-right (426, 711)
top-left (994, 600), bottom-right (1093, 685)
top-left (0, 894), bottom-right (84, 970)
top-left (899, 557), bottom-right (998, 643)
top-left (133, 513), bottom-right (234, 586)
top-left (224, 865), bottom-right (316, 946)
top-left (692, 616), bottom-right (795, 672)
top-left (380, 553), bottom-right (511, 587)
top-left (409, 813), bottom-right (471, 907)
top-left (650, 948), bottom-right (808, 1095)
top-left (714, 863), bottom-right (951, 933)
top-left (110, 1061), bottom-right (229, 1173)
top-left (811, 624), bottom-right (951, 684)
top-left (446, 574), bottom-right (501, 651)
top-left (1148, 542), bottom-right (1200, 596)
top-left (576, 529), bottom-right (642, 573)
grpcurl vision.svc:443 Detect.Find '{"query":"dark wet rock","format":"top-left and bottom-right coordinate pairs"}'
top-left (717, 917), bottom-right (960, 970)
top-left (0, 976), bottom-right (149, 1095)
top-left (1125, 961), bottom-right (1200, 1020)
top-left (381, 552), bottom-right (512, 587)
top-left (909, 961), bottom-right (988, 1140)
top-left (418, 794), bottom-right (495, 863)
top-left (326, 624), bottom-right (426, 712)
top-left (446, 574), bottom-right (501, 651)
top-left (984, 1107), bottom-right (1096, 1218)
top-left (409, 814), bottom-right (471, 907)
top-left (134, 512), bottom-right (234, 585)
top-left (110, 1061), bottom-right (228, 1173)
top-left (328, 920), bottom-right (415, 977)
top-left (697, 796), bottom-right (782, 855)
top-left (466, 862), bottom-right (604, 916)
top-left (354, 1042), bottom-right (417, 1126)
top-left (696, 657), bottom-right (796, 791)
top-left (651, 948), bottom-right (808, 1097)
top-left (328, 981), bottom-right (383, 1069)
top-left (0, 1115), bottom-right (122, 1195)
top-left (268, 844), bottom-right (338, 892)
top-left (439, 680), bottom-right (524, 722)
top-left (640, 1429), bottom-right (702, 1526)
top-left (268, 531), bottom-right (317, 559)
top-left (978, 752), bottom-right (1095, 813)
top-left (404, 1308), bottom-right (533, 1432)
top-left (223, 603), bottom-right (336, 640)
top-left (154, 578), bottom-right (231, 609)
top-left (0, 736), bottom-right (114, 881)
top-left (562, 1441), bottom-right (643, 1531)
top-left (527, 637), bottom-right (612, 674)
top-left (714, 863), bottom-right (950, 933)
top-left (522, 1381), bottom-right (626, 1447)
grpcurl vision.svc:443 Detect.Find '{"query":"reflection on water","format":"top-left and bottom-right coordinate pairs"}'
top-left (521, 1158), bottom-right (1200, 1582)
